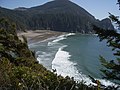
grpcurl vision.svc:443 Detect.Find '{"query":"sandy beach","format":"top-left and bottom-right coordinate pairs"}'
top-left (17, 30), bottom-right (66, 43)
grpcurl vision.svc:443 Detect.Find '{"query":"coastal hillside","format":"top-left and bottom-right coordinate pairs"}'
top-left (0, 18), bottom-right (99, 89)
top-left (0, 0), bottom-right (114, 33)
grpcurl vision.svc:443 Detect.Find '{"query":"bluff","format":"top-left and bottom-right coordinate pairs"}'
top-left (0, 0), bottom-right (114, 33)
top-left (0, 17), bottom-right (99, 90)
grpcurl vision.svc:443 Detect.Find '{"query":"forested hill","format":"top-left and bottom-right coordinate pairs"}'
top-left (0, 0), bottom-right (114, 33)
top-left (0, 18), bottom-right (99, 90)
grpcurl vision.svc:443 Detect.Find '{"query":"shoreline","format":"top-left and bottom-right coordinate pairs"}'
top-left (17, 30), bottom-right (96, 44)
top-left (17, 30), bottom-right (66, 43)
top-left (17, 31), bottom-right (119, 87)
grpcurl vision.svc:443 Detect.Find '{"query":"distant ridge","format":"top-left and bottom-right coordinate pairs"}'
top-left (0, 0), bottom-right (114, 33)
top-left (14, 7), bottom-right (28, 11)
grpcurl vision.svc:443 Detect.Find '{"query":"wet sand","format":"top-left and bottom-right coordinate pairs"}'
top-left (17, 30), bottom-right (66, 43)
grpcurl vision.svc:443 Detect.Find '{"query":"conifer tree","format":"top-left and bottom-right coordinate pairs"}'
top-left (93, 0), bottom-right (120, 86)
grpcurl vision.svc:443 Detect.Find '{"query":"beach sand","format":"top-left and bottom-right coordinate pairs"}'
top-left (17, 30), bottom-right (66, 43)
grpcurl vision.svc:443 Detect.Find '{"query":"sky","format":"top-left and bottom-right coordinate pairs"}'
top-left (0, 0), bottom-right (120, 20)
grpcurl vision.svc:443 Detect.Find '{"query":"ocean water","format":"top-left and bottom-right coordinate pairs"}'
top-left (29, 33), bottom-right (118, 87)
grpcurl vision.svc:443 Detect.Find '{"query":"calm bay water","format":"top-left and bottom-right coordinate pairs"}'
top-left (60, 34), bottom-right (114, 78)
top-left (29, 34), bottom-right (116, 86)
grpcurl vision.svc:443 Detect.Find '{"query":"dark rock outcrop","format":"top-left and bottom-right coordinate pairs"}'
top-left (100, 18), bottom-right (114, 30)
top-left (14, 7), bottom-right (28, 11)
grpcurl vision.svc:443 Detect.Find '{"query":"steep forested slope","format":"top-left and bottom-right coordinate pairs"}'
top-left (0, 17), bottom-right (98, 90)
top-left (0, 0), bottom-right (114, 33)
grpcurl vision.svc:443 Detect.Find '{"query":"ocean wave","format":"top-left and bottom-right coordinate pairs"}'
top-left (52, 45), bottom-right (119, 88)
top-left (48, 33), bottom-right (75, 46)
top-left (37, 51), bottom-right (50, 63)
top-left (37, 50), bottom-right (55, 69)
top-left (52, 45), bottom-right (76, 77)
top-left (65, 33), bottom-right (76, 36)
top-left (30, 32), bottom-right (119, 88)
top-left (52, 45), bottom-right (93, 85)
top-left (52, 35), bottom-right (66, 43)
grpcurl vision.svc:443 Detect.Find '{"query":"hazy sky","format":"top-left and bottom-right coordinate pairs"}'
top-left (0, 0), bottom-right (120, 20)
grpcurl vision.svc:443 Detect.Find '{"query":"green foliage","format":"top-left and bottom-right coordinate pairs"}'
top-left (0, 18), bottom-right (98, 89)
top-left (93, 2), bottom-right (120, 87)
top-left (93, 16), bottom-right (120, 83)
top-left (0, 1), bottom-right (114, 33)
top-left (99, 56), bottom-right (120, 80)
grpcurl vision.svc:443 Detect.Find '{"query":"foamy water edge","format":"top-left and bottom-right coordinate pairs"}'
top-left (51, 33), bottom-right (119, 87)
top-left (30, 33), bottom-right (119, 88)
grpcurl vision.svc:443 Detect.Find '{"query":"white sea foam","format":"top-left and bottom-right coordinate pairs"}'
top-left (99, 79), bottom-right (117, 87)
top-left (30, 32), bottom-right (119, 88)
top-left (52, 45), bottom-right (92, 84)
top-left (52, 45), bottom-right (95, 85)
top-left (52, 45), bottom-right (75, 76)
top-left (48, 35), bottom-right (65, 46)
top-left (52, 45), bottom-right (119, 88)
top-left (37, 51), bottom-right (55, 69)
top-left (37, 51), bottom-right (49, 63)
top-left (48, 33), bottom-right (75, 46)
top-left (66, 33), bottom-right (76, 36)
top-left (52, 35), bottom-right (66, 43)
